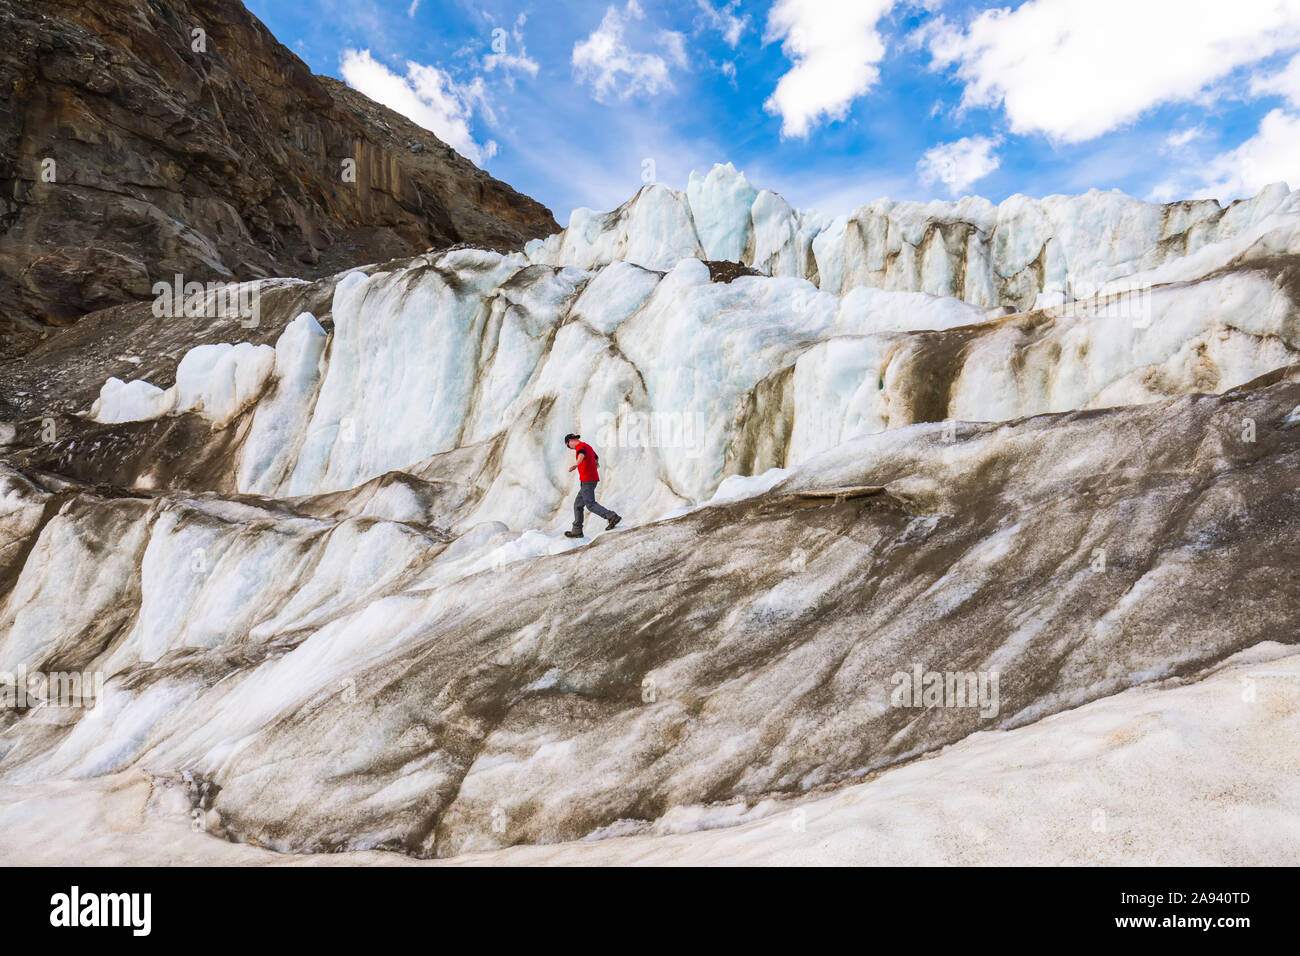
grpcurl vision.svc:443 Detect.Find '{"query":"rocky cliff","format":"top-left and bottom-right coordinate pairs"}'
top-left (0, 0), bottom-right (558, 355)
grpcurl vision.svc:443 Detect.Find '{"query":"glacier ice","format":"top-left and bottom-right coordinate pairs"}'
top-left (4, 166), bottom-right (1300, 864)
top-left (91, 341), bottom-right (276, 427)
top-left (528, 163), bottom-right (1300, 311)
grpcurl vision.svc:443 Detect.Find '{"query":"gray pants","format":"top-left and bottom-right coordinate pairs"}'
top-left (573, 481), bottom-right (616, 529)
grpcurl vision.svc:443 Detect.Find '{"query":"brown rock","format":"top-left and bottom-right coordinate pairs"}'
top-left (20, 245), bottom-right (152, 321)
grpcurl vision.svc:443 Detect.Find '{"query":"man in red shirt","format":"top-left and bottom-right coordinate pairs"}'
top-left (564, 433), bottom-right (621, 537)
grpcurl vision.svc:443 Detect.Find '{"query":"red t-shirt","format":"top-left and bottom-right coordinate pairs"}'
top-left (574, 441), bottom-right (599, 482)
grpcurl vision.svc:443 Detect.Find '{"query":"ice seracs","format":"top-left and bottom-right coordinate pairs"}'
top-left (529, 163), bottom-right (1300, 310)
top-left (237, 312), bottom-right (329, 495)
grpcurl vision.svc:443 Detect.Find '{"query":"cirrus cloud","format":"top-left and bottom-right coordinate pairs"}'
top-left (1251, 51), bottom-right (1300, 107)
top-left (696, 0), bottom-right (750, 48)
top-left (572, 1), bottom-right (688, 102)
top-left (484, 13), bottom-right (540, 84)
top-left (1150, 108), bottom-right (1300, 201)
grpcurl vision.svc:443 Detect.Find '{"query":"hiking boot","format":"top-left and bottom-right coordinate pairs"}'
top-left (605, 514), bottom-right (622, 531)
top-left (564, 527), bottom-right (584, 538)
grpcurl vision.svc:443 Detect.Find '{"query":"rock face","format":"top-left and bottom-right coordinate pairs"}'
top-left (1, 165), bottom-right (1299, 864)
top-left (0, 0), bottom-right (558, 354)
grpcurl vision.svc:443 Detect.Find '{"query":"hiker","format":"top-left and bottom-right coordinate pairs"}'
top-left (563, 433), bottom-right (621, 538)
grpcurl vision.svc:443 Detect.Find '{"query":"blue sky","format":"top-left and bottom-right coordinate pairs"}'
top-left (245, 0), bottom-right (1300, 224)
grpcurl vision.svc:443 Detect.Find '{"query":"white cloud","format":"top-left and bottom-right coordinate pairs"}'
top-left (1199, 109), bottom-right (1300, 199)
top-left (659, 29), bottom-right (689, 68)
top-left (1251, 51), bottom-right (1300, 107)
top-left (926, 0), bottom-right (1300, 142)
top-left (407, 0), bottom-right (420, 17)
top-left (484, 50), bottom-right (540, 78)
top-left (696, 1), bottom-right (750, 47)
top-left (572, 2), bottom-right (685, 101)
top-left (340, 49), bottom-right (497, 166)
top-left (484, 13), bottom-right (540, 82)
top-left (763, 0), bottom-right (900, 139)
top-left (1165, 126), bottom-right (1206, 149)
top-left (916, 135), bottom-right (1001, 195)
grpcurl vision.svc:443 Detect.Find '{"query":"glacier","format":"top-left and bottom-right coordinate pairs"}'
top-left (77, 169), bottom-right (1300, 530)
top-left (2, 165), bottom-right (1299, 863)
